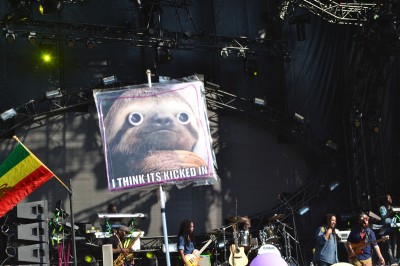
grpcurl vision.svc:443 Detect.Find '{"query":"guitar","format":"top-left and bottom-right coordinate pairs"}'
top-left (348, 235), bottom-right (389, 258)
top-left (184, 235), bottom-right (216, 266)
top-left (228, 224), bottom-right (248, 266)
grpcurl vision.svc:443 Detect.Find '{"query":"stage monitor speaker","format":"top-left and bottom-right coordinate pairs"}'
top-left (102, 244), bottom-right (113, 266)
top-left (16, 200), bottom-right (48, 221)
top-left (17, 243), bottom-right (49, 263)
top-left (17, 222), bottom-right (48, 242)
top-left (199, 255), bottom-right (211, 266)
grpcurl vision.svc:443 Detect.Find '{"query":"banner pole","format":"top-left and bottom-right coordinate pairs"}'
top-left (157, 185), bottom-right (171, 266)
top-left (69, 179), bottom-right (77, 266)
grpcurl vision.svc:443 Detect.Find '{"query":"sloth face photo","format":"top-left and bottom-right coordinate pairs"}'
top-left (100, 85), bottom-right (210, 181)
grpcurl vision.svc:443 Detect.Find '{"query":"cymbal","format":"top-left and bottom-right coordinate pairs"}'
top-left (268, 213), bottom-right (284, 222)
top-left (226, 216), bottom-right (249, 223)
top-left (207, 229), bottom-right (220, 235)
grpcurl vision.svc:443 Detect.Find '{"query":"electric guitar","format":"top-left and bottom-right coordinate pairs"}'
top-left (228, 224), bottom-right (248, 266)
top-left (348, 235), bottom-right (389, 258)
top-left (184, 235), bottom-right (216, 266)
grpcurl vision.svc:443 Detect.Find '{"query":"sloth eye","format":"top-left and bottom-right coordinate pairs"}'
top-left (177, 112), bottom-right (190, 124)
top-left (127, 112), bottom-right (143, 126)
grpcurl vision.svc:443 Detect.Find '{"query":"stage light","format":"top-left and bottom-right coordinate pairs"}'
top-left (102, 75), bottom-right (117, 86)
top-left (244, 61), bottom-right (258, 77)
top-left (294, 113), bottom-right (304, 123)
top-left (328, 181), bottom-right (339, 191)
top-left (66, 36), bottom-right (75, 48)
top-left (156, 47), bottom-right (172, 63)
top-left (39, 43), bottom-right (56, 64)
top-left (298, 205), bottom-right (310, 216)
top-left (325, 139), bottom-right (337, 150)
top-left (220, 48), bottom-right (228, 59)
top-left (0, 108), bottom-right (17, 121)
top-left (39, 0), bottom-right (62, 15)
top-left (86, 38), bottom-right (95, 49)
top-left (237, 48), bottom-right (246, 59)
top-left (5, 30), bottom-right (16, 43)
top-left (45, 89), bottom-right (62, 99)
top-left (28, 32), bottom-right (37, 45)
top-left (253, 97), bottom-right (266, 107)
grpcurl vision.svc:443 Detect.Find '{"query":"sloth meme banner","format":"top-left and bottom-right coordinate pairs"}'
top-left (94, 81), bottom-right (218, 192)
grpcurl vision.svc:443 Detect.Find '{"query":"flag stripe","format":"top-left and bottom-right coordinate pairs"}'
top-left (0, 143), bottom-right (29, 177)
top-left (0, 165), bottom-right (53, 217)
top-left (0, 154), bottom-right (43, 187)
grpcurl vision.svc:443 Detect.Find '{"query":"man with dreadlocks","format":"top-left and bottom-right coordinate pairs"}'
top-left (178, 219), bottom-right (197, 266)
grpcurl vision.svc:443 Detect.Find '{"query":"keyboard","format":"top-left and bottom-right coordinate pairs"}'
top-left (97, 213), bottom-right (146, 219)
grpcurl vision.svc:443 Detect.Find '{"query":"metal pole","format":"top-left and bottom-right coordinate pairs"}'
top-left (69, 179), bottom-right (77, 266)
top-left (157, 185), bottom-right (171, 266)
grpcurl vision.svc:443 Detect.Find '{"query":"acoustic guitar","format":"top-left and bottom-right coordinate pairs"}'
top-left (228, 224), bottom-right (248, 266)
top-left (184, 235), bottom-right (216, 266)
top-left (348, 235), bottom-right (389, 258)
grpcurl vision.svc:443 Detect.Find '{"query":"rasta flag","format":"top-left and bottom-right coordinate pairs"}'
top-left (0, 142), bottom-right (54, 217)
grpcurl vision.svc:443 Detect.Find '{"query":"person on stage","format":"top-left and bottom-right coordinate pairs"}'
top-left (107, 225), bottom-right (135, 265)
top-left (346, 212), bottom-right (385, 266)
top-left (313, 213), bottom-right (339, 266)
top-left (379, 194), bottom-right (399, 264)
top-left (178, 219), bottom-right (196, 266)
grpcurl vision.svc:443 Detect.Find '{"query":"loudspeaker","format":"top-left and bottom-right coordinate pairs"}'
top-left (16, 200), bottom-right (48, 221)
top-left (17, 222), bottom-right (48, 242)
top-left (17, 243), bottom-right (49, 263)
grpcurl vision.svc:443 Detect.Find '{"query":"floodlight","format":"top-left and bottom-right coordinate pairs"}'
top-left (156, 47), bottom-right (172, 63)
top-left (220, 48), bottom-right (228, 59)
top-left (28, 32), bottom-right (37, 45)
top-left (86, 38), bottom-right (95, 49)
top-left (298, 205), bottom-right (310, 216)
top-left (102, 75), bottom-right (117, 86)
top-left (294, 113), bottom-right (304, 122)
top-left (5, 30), bottom-right (16, 43)
top-left (237, 48), bottom-right (246, 59)
top-left (325, 139), bottom-right (337, 150)
top-left (328, 181), bottom-right (339, 191)
top-left (0, 108), bottom-right (17, 121)
top-left (66, 36), bottom-right (75, 48)
top-left (253, 97), bottom-right (266, 107)
top-left (45, 89), bottom-right (62, 99)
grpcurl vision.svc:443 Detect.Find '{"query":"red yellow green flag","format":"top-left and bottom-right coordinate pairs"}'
top-left (0, 142), bottom-right (54, 217)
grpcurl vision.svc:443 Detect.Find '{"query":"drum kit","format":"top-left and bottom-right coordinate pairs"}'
top-left (207, 213), bottom-right (296, 266)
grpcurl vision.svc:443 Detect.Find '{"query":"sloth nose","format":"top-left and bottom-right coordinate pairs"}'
top-left (152, 115), bottom-right (173, 127)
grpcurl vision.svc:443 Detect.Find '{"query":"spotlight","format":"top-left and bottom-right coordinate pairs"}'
top-left (39, 0), bottom-right (62, 15)
top-left (298, 205), bottom-right (310, 216)
top-left (220, 48), bottom-right (228, 59)
top-left (5, 30), bottom-right (16, 43)
top-left (28, 32), bottom-right (37, 45)
top-left (45, 89), bottom-right (62, 99)
top-left (253, 97), bottom-right (266, 107)
top-left (0, 108), bottom-right (17, 121)
top-left (39, 44), bottom-right (56, 64)
top-left (102, 75), bottom-right (117, 86)
top-left (237, 48), bottom-right (246, 59)
top-left (244, 61), bottom-right (258, 77)
top-left (325, 139), bottom-right (337, 150)
top-left (294, 112), bottom-right (304, 123)
top-left (156, 47), bottom-right (172, 63)
top-left (328, 181), bottom-right (339, 191)
top-left (66, 36), bottom-right (75, 48)
top-left (86, 38), bottom-right (95, 49)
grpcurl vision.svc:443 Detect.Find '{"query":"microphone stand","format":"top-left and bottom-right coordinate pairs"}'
top-left (278, 194), bottom-right (301, 266)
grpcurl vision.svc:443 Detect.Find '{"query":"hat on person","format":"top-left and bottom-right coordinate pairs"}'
top-left (119, 225), bottom-right (131, 233)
